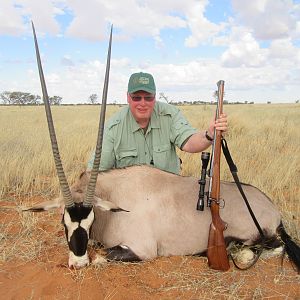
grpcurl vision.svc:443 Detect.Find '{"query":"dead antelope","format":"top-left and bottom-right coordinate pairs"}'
top-left (25, 23), bottom-right (300, 271)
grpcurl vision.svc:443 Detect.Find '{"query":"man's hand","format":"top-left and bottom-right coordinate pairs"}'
top-left (182, 113), bottom-right (228, 153)
top-left (207, 113), bottom-right (228, 137)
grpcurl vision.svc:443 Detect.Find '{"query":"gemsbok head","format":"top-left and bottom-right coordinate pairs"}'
top-left (27, 22), bottom-right (125, 268)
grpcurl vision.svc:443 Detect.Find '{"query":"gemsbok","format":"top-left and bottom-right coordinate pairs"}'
top-left (24, 23), bottom-right (300, 272)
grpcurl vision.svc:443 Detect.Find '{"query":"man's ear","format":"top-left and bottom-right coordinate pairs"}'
top-left (22, 197), bottom-right (63, 212)
top-left (93, 197), bottom-right (129, 212)
top-left (127, 92), bottom-right (130, 104)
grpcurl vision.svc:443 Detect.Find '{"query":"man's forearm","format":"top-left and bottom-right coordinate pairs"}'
top-left (182, 112), bottom-right (228, 153)
top-left (181, 131), bottom-right (212, 153)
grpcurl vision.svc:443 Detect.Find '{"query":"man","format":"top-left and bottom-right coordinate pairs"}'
top-left (88, 72), bottom-right (227, 174)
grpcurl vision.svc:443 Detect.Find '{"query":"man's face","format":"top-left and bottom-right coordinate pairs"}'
top-left (127, 91), bottom-right (156, 125)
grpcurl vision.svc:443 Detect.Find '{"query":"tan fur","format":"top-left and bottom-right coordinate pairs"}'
top-left (69, 165), bottom-right (281, 260)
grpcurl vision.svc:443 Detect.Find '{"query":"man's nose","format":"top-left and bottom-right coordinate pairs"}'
top-left (139, 98), bottom-right (147, 105)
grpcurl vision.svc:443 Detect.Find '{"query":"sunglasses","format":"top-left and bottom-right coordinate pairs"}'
top-left (130, 94), bottom-right (155, 102)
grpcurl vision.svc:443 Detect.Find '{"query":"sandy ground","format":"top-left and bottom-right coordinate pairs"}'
top-left (0, 198), bottom-right (299, 300)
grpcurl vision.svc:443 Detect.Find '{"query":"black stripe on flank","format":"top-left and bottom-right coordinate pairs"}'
top-left (23, 207), bottom-right (46, 212)
top-left (110, 208), bottom-right (130, 212)
top-left (105, 246), bottom-right (141, 262)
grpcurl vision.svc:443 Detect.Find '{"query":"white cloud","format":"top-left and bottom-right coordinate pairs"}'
top-left (132, 58), bottom-right (299, 103)
top-left (184, 0), bottom-right (225, 47)
top-left (0, 0), bottom-right (26, 36)
top-left (64, 0), bottom-right (107, 40)
top-left (24, 57), bottom-right (131, 103)
top-left (1, 0), bottom-right (299, 44)
top-left (64, 0), bottom-right (188, 41)
top-left (0, 0), bottom-right (62, 36)
top-left (3, 52), bottom-right (299, 104)
top-left (17, 0), bottom-right (61, 35)
top-left (231, 0), bottom-right (300, 40)
top-left (219, 22), bottom-right (300, 69)
top-left (269, 38), bottom-right (299, 60)
top-left (221, 27), bottom-right (267, 68)
top-left (65, 0), bottom-right (224, 46)
top-left (111, 58), bottom-right (131, 68)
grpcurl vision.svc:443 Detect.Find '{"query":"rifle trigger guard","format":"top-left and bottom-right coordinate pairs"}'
top-left (210, 198), bottom-right (225, 209)
top-left (219, 198), bottom-right (225, 209)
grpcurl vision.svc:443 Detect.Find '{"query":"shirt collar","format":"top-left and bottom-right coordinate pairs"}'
top-left (150, 103), bottom-right (161, 129)
top-left (128, 102), bottom-right (161, 133)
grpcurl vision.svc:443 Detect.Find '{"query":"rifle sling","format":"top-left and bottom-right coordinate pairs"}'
top-left (221, 138), bottom-right (266, 270)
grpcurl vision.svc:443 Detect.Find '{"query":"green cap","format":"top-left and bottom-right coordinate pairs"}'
top-left (128, 72), bottom-right (156, 94)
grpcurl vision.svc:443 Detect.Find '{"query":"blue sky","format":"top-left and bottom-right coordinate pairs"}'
top-left (0, 0), bottom-right (300, 104)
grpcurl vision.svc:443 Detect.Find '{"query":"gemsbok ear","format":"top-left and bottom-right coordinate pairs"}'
top-left (93, 197), bottom-right (129, 212)
top-left (22, 197), bottom-right (63, 212)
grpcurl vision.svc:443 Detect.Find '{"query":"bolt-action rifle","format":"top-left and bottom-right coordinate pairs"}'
top-left (206, 80), bottom-right (230, 271)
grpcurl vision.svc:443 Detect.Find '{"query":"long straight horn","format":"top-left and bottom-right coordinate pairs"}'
top-left (84, 25), bottom-right (113, 207)
top-left (31, 21), bottom-right (74, 208)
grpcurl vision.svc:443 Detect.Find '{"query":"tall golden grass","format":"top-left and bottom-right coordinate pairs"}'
top-left (0, 104), bottom-right (299, 239)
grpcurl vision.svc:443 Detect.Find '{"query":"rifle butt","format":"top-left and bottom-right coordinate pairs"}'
top-left (207, 222), bottom-right (230, 271)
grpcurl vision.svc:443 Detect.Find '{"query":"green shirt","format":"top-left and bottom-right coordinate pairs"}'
top-left (88, 101), bottom-right (197, 174)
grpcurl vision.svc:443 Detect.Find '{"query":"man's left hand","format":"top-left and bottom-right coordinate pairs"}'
top-left (208, 113), bottom-right (228, 136)
top-left (215, 113), bottom-right (228, 132)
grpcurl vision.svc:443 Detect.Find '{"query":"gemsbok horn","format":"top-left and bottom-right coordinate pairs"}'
top-left (32, 22), bottom-right (112, 208)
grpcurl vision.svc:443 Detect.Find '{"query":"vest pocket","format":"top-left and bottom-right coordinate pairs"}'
top-left (116, 149), bottom-right (138, 168)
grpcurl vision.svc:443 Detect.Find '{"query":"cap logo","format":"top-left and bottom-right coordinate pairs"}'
top-left (138, 77), bottom-right (149, 85)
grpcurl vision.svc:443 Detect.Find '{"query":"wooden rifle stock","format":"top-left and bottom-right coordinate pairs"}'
top-left (206, 80), bottom-right (230, 271)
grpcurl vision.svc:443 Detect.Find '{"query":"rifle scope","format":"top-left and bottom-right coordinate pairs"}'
top-left (197, 152), bottom-right (210, 211)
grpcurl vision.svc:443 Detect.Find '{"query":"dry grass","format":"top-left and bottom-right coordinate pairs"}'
top-left (0, 104), bottom-right (299, 240)
top-left (0, 105), bottom-right (120, 197)
top-left (0, 198), bottom-right (63, 263)
top-left (136, 256), bottom-right (299, 299)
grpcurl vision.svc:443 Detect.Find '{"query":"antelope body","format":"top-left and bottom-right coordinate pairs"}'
top-left (77, 165), bottom-right (282, 260)
top-left (27, 164), bottom-right (300, 271)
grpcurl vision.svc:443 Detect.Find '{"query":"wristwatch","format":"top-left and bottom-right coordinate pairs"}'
top-left (205, 131), bottom-right (214, 142)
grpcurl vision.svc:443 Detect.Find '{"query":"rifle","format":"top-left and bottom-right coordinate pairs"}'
top-left (206, 80), bottom-right (230, 271)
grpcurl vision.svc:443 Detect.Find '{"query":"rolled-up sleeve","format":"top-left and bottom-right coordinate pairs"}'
top-left (170, 110), bottom-right (197, 149)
